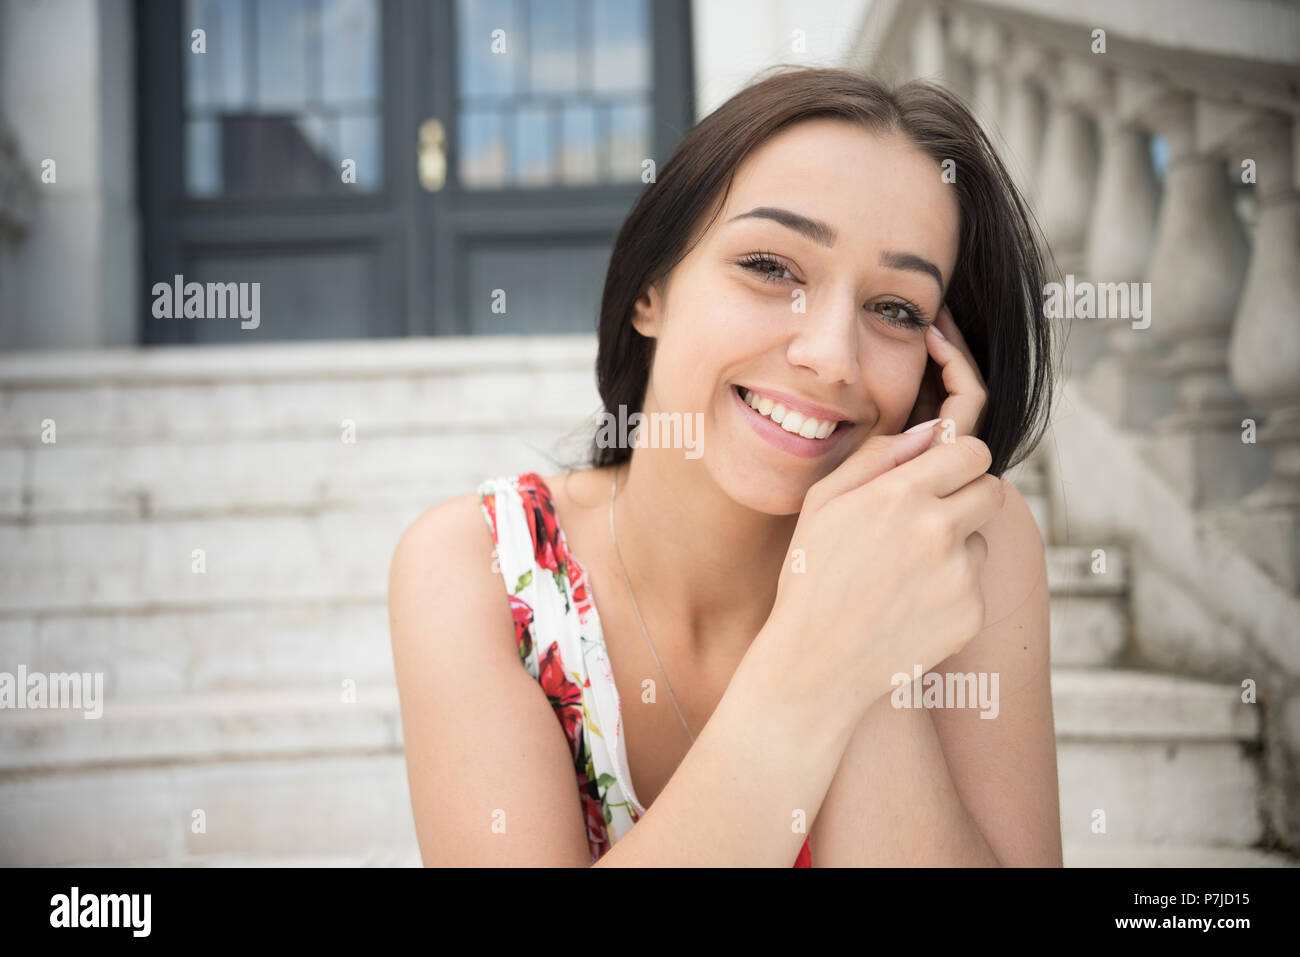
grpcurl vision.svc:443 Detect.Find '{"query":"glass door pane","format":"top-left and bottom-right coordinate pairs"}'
top-left (454, 0), bottom-right (651, 190)
top-left (182, 0), bottom-right (383, 196)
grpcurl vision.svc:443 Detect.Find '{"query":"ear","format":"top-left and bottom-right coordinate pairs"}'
top-left (630, 280), bottom-right (664, 339)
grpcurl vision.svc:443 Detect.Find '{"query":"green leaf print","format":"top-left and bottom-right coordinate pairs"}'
top-left (603, 802), bottom-right (612, 826)
top-left (597, 773), bottom-right (617, 790)
top-left (513, 569), bottom-right (532, 594)
top-left (553, 568), bottom-right (570, 613)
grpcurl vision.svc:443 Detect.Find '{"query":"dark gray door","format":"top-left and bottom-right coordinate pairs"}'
top-left (139, 0), bottom-right (694, 344)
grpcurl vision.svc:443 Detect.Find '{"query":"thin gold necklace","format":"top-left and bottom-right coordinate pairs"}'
top-left (608, 465), bottom-right (696, 744)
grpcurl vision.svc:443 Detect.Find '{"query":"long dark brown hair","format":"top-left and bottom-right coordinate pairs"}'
top-left (580, 65), bottom-right (1055, 477)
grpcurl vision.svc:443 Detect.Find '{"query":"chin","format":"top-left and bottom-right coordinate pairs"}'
top-left (707, 455), bottom-right (821, 516)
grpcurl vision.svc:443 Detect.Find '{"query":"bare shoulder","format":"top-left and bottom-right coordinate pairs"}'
top-left (390, 491), bottom-right (493, 582)
top-left (387, 490), bottom-right (510, 667)
top-left (976, 478), bottom-right (1048, 627)
top-left (544, 466), bottom-right (616, 515)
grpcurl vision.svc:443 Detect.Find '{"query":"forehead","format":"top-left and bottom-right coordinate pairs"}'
top-left (719, 118), bottom-right (960, 265)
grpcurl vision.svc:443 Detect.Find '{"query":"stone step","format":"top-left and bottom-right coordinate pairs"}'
top-left (3, 429), bottom-right (589, 521)
top-left (1062, 842), bottom-right (1296, 867)
top-left (5, 425), bottom-right (1047, 522)
top-left (1, 601), bottom-right (399, 698)
top-left (0, 668), bottom-right (1262, 863)
top-left (0, 753), bottom-right (417, 867)
top-left (1052, 669), bottom-right (1263, 848)
top-left (0, 505), bottom-right (1124, 614)
top-left (0, 669), bottom-right (1252, 772)
top-left (0, 337), bottom-right (600, 445)
top-left (0, 542), bottom-right (1130, 696)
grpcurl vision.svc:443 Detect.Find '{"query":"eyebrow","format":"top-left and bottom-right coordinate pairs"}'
top-left (727, 206), bottom-right (945, 295)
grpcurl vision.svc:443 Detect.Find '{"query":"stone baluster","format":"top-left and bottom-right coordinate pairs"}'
top-left (942, 9), bottom-right (976, 105)
top-left (1034, 59), bottom-right (1103, 277)
top-left (1141, 92), bottom-right (1267, 505)
top-left (1080, 73), bottom-right (1176, 427)
top-left (1214, 110), bottom-right (1300, 589)
top-left (1034, 57), bottom-right (1106, 382)
top-left (967, 20), bottom-right (1006, 141)
top-left (998, 41), bottom-right (1048, 199)
top-left (909, 2), bottom-right (946, 82)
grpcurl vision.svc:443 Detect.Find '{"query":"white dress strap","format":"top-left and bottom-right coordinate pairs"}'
top-left (475, 473), bottom-right (644, 861)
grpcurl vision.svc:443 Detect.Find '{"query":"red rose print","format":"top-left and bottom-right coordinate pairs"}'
top-left (577, 770), bottom-right (610, 861)
top-left (480, 493), bottom-right (498, 544)
top-left (537, 643), bottom-right (583, 761)
top-left (566, 549), bottom-right (594, 624)
top-left (516, 473), bottom-right (563, 574)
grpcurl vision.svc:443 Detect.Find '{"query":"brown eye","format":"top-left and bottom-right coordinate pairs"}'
top-left (869, 299), bottom-right (928, 330)
top-left (738, 253), bottom-right (797, 283)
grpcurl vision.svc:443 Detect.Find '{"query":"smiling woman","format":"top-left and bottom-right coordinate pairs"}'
top-left (389, 66), bottom-right (1063, 868)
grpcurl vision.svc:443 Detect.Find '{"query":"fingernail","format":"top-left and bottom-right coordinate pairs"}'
top-left (928, 323), bottom-right (946, 340)
top-left (904, 417), bottom-right (942, 434)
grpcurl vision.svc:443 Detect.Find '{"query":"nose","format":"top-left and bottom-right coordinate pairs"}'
top-left (784, 287), bottom-right (860, 387)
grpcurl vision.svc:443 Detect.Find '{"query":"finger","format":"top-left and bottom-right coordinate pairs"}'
top-left (882, 433), bottom-right (993, 499)
top-left (808, 420), bottom-right (941, 506)
top-left (926, 309), bottom-right (988, 438)
top-left (966, 530), bottom-right (989, 590)
top-left (941, 474), bottom-right (1007, 540)
top-left (903, 359), bottom-right (944, 431)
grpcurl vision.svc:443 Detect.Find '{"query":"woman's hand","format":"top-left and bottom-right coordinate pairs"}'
top-left (752, 426), bottom-right (1006, 732)
top-left (905, 305), bottom-right (989, 440)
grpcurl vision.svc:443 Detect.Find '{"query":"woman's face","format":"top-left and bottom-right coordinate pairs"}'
top-left (632, 118), bottom-right (961, 514)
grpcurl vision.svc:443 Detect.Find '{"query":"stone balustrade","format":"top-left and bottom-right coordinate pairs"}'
top-left (860, 0), bottom-right (1300, 590)
top-left (853, 0), bottom-right (1300, 851)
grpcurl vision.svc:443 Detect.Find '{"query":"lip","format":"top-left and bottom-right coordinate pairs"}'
top-left (731, 384), bottom-right (853, 458)
top-left (735, 385), bottom-right (854, 425)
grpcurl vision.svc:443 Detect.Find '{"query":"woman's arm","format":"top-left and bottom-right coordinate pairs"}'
top-left (389, 495), bottom-right (593, 866)
top-left (809, 483), bottom-right (1062, 866)
top-left (389, 492), bottom-right (862, 867)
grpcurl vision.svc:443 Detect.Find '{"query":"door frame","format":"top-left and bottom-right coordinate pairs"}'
top-left (137, 0), bottom-right (695, 342)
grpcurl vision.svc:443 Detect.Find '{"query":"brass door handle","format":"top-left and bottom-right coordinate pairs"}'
top-left (418, 118), bottom-right (446, 192)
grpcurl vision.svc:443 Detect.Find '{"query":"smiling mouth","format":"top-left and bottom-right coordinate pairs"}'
top-left (734, 385), bottom-right (849, 440)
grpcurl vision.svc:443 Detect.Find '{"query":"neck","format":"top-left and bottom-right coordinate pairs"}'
top-left (611, 448), bottom-right (798, 658)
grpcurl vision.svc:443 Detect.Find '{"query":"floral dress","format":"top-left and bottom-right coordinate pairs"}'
top-left (476, 472), bottom-right (813, 867)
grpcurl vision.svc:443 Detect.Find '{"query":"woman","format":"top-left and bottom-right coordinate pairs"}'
top-left (389, 67), bottom-right (1062, 867)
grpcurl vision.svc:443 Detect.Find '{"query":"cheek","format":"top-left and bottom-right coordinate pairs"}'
top-left (649, 274), bottom-right (743, 402)
top-left (862, 340), bottom-right (930, 425)
top-left (660, 272), bottom-right (767, 381)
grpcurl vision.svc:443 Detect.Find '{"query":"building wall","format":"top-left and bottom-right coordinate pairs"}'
top-left (0, 0), bottom-right (139, 350)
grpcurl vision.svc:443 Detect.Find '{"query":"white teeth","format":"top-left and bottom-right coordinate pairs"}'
top-left (739, 387), bottom-right (840, 439)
